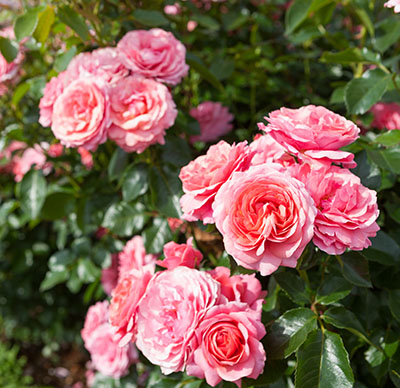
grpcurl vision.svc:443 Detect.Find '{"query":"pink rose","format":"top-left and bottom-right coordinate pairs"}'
top-left (77, 147), bottom-right (94, 169)
top-left (213, 164), bottom-right (317, 276)
top-left (247, 133), bottom-right (295, 167)
top-left (48, 143), bottom-right (64, 158)
top-left (157, 237), bottom-right (202, 270)
top-left (292, 163), bottom-right (379, 255)
top-left (179, 141), bottom-right (250, 224)
top-left (12, 144), bottom-right (52, 182)
top-left (39, 72), bottom-right (67, 128)
top-left (101, 254), bottom-right (119, 296)
top-left (118, 236), bottom-right (157, 279)
top-left (190, 102), bottom-right (233, 143)
top-left (167, 217), bottom-right (186, 233)
top-left (135, 267), bottom-right (220, 374)
top-left (0, 27), bottom-right (24, 85)
top-left (186, 302), bottom-right (266, 387)
top-left (117, 29), bottom-right (189, 85)
top-left (66, 48), bottom-right (129, 84)
top-left (81, 301), bottom-right (137, 378)
top-left (259, 105), bottom-right (360, 168)
top-left (208, 266), bottom-right (266, 312)
top-left (51, 78), bottom-right (110, 150)
top-left (164, 3), bottom-right (181, 15)
top-left (370, 102), bottom-right (400, 130)
top-left (385, 0), bottom-right (400, 12)
top-left (109, 265), bottom-right (154, 346)
top-left (0, 140), bottom-right (26, 173)
top-left (108, 75), bottom-right (177, 153)
top-left (187, 21), bottom-right (198, 32)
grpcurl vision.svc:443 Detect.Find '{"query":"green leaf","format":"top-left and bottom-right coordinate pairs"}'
top-left (122, 163), bottom-right (149, 202)
top-left (40, 269), bottom-right (68, 291)
top-left (274, 272), bottom-right (311, 306)
top-left (18, 169), bottom-right (47, 220)
top-left (54, 46), bottom-right (77, 72)
top-left (340, 251), bottom-right (372, 288)
top-left (143, 217), bottom-right (173, 254)
top-left (389, 290), bottom-right (400, 322)
top-left (367, 147), bottom-right (400, 174)
top-left (58, 5), bottom-right (90, 41)
top-left (264, 307), bottom-right (317, 359)
top-left (102, 202), bottom-right (148, 237)
top-left (48, 250), bottom-right (75, 272)
top-left (355, 8), bottom-right (374, 37)
top-left (375, 130), bottom-right (400, 147)
top-left (373, 17), bottom-right (400, 53)
top-left (132, 9), bottom-right (168, 27)
top-left (66, 266), bottom-right (82, 294)
top-left (14, 9), bottom-right (39, 41)
top-left (12, 82), bottom-right (30, 107)
top-left (0, 37), bottom-right (18, 62)
top-left (77, 258), bottom-right (101, 283)
top-left (320, 48), bottom-right (380, 65)
top-left (352, 150), bottom-right (381, 190)
top-left (322, 306), bottom-right (369, 342)
top-left (295, 330), bottom-right (354, 388)
top-left (41, 192), bottom-right (75, 221)
top-left (344, 69), bottom-right (391, 115)
top-left (316, 276), bottom-right (353, 305)
top-left (251, 360), bottom-right (287, 386)
top-left (108, 148), bottom-right (128, 181)
top-left (191, 14), bottom-right (220, 31)
top-left (33, 5), bottom-right (55, 43)
top-left (363, 231), bottom-right (400, 266)
top-left (149, 166), bottom-right (182, 218)
top-left (186, 53), bottom-right (224, 91)
top-left (210, 57), bottom-right (235, 81)
top-left (285, 0), bottom-right (312, 35)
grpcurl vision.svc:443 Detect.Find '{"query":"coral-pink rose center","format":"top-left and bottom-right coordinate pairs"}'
top-left (205, 321), bottom-right (245, 365)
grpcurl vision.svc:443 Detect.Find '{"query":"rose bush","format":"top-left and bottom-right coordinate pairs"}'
top-left (1, 1), bottom-right (400, 388)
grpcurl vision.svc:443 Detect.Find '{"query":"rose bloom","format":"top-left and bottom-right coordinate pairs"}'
top-left (292, 163), bottom-right (379, 255)
top-left (213, 164), bottom-right (316, 276)
top-left (47, 143), bottom-right (64, 158)
top-left (65, 48), bottom-right (129, 85)
top-left (81, 301), bottom-right (137, 378)
top-left (157, 237), bottom-right (202, 270)
top-left (370, 102), bottom-right (400, 130)
top-left (208, 266), bottom-right (266, 312)
top-left (117, 29), bottom-right (189, 85)
top-left (135, 267), bottom-right (220, 374)
top-left (101, 254), bottom-right (119, 296)
top-left (385, 0), bottom-right (400, 12)
top-left (12, 144), bottom-right (52, 182)
top-left (39, 72), bottom-right (67, 128)
top-left (180, 141), bottom-right (250, 224)
top-left (118, 235), bottom-right (157, 279)
top-left (109, 265), bottom-right (155, 346)
top-left (0, 140), bottom-right (26, 173)
top-left (248, 133), bottom-right (294, 167)
top-left (190, 102), bottom-right (233, 143)
top-left (259, 105), bottom-right (360, 167)
top-left (167, 217), bottom-right (185, 233)
top-left (51, 78), bottom-right (110, 150)
top-left (164, 3), bottom-right (181, 15)
top-left (0, 27), bottom-right (24, 85)
top-left (186, 302), bottom-right (266, 387)
top-left (77, 147), bottom-right (94, 169)
top-left (108, 75), bottom-right (177, 153)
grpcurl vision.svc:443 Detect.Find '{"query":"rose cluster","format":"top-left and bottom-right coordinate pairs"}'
top-left (39, 28), bottom-right (188, 153)
top-left (84, 236), bottom-right (266, 386)
top-left (179, 105), bottom-right (380, 275)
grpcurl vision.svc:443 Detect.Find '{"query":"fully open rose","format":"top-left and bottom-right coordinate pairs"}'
top-left (51, 78), bottom-right (110, 150)
top-left (81, 301), bottom-right (137, 378)
top-left (259, 105), bottom-right (360, 167)
top-left (213, 164), bottom-right (316, 276)
top-left (117, 29), bottom-right (188, 85)
top-left (186, 302), bottom-right (266, 387)
top-left (108, 75), bottom-right (177, 153)
top-left (291, 163), bottom-right (380, 255)
top-left (135, 267), bottom-right (220, 374)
